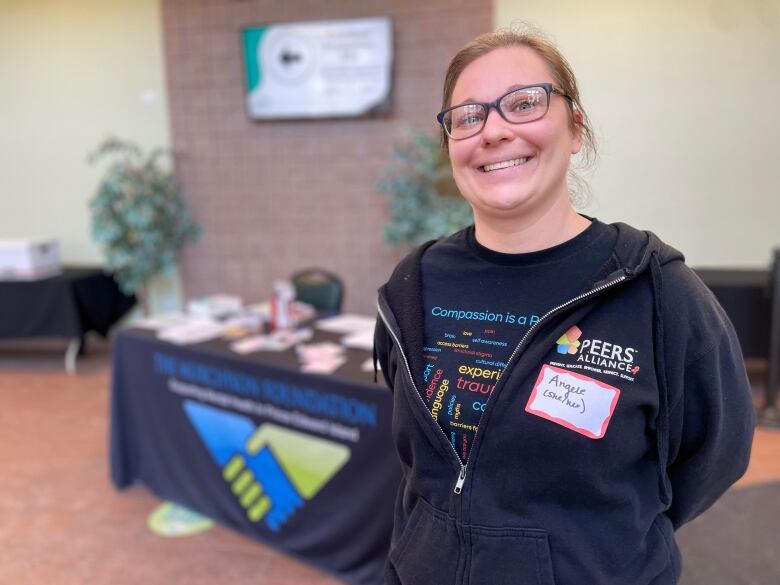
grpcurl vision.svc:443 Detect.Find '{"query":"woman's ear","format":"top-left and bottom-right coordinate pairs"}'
top-left (570, 109), bottom-right (584, 155)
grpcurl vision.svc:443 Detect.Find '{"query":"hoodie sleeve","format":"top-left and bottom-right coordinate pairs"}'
top-left (374, 314), bottom-right (397, 392)
top-left (662, 263), bottom-right (756, 529)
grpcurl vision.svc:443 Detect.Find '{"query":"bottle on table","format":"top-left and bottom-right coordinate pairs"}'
top-left (270, 280), bottom-right (295, 331)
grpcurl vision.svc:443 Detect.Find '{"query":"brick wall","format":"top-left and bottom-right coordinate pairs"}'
top-left (161, 0), bottom-right (491, 314)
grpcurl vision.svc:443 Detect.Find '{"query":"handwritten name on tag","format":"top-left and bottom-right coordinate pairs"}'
top-left (526, 365), bottom-right (620, 439)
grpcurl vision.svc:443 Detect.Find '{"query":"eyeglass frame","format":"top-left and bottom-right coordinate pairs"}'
top-left (436, 83), bottom-right (573, 141)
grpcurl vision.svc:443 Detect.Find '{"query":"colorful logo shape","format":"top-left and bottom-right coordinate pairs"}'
top-left (556, 325), bottom-right (582, 355)
top-left (147, 501), bottom-right (214, 537)
top-left (183, 400), bottom-right (350, 532)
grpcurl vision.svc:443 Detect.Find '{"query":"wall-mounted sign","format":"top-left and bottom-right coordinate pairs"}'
top-left (242, 17), bottom-right (393, 120)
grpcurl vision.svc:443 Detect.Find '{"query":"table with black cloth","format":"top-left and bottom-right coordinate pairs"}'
top-left (695, 268), bottom-right (779, 417)
top-left (694, 268), bottom-right (771, 359)
top-left (110, 325), bottom-right (400, 585)
top-left (0, 267), bottom-right (135, 372)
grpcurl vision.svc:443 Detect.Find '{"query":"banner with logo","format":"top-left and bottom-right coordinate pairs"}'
top-left (110, 330), bottom-right (399, 585)
top-left (242, 17), bottom-right (393, 119)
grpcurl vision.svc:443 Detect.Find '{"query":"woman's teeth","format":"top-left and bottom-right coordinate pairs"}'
top-left (482, 157), bottom-right (529, 172)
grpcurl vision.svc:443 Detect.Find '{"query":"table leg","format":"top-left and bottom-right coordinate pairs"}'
top-left (760, 250), bottom-right (780, 427)
top-left (65, 337), bottom-right (80, 375)
top-left (763, 349), bottom-right (780, 426)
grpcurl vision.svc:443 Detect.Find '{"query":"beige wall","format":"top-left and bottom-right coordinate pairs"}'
top-left (0, 0), bottom-right (170, 264)
top-left (496, 0), bottom-right (780, 267)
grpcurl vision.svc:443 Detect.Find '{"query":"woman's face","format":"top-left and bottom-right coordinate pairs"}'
top-left (448, 47), bottom-right (581, 222)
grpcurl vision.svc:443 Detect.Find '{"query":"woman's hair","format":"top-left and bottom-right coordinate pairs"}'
top-left (440, 25), bottom-right (597, 205)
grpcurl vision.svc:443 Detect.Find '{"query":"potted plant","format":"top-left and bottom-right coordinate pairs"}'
top-left (88, 137), bottom-right (201, 315)
top-left (377, 128), bottom-right (472, 248)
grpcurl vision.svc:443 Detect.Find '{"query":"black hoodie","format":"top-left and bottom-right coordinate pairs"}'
top-left (374, 222), bottom-right (755, 585)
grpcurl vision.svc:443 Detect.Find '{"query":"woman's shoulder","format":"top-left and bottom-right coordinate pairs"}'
top-left (657, 255), bottom-right (736, 362)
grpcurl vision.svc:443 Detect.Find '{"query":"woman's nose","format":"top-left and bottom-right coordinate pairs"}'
top-left (480, 108), bottom-right (513, 144)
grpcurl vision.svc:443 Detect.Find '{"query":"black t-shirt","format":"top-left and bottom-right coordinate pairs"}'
top-left (420, 219), bottom-right (618, 462)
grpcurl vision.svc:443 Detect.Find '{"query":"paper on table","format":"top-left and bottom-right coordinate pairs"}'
top-left (301, 356), bottom-right (347, 374)
top-left (315, 314), bottom-right (376, 334)
top-left (134, 312), bottom-right (190, 331)
top-left (230, 335), bottom-right (264, 354)
top-left (157, 319), bottom-right (225, 345)
top-left (187, 294), bottom-right (243, 318)
top-left (296, 341), bottom-right (346, 374)
top-left (229, 328), bottom-right (313, 354)
top-left (296, 341), bottom-right (344, 360)
top-left (341, 328), bottom-right (375, 351)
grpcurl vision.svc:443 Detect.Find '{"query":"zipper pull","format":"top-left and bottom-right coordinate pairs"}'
top-left (454, 465), bottom-right (467, 494)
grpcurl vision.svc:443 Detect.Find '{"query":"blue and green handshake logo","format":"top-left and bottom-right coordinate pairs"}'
top-left (184, 401), bottom-right (350, 532)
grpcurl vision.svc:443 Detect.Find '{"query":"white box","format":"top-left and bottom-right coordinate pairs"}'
top-left (0, 238), bottom-right (62, 280)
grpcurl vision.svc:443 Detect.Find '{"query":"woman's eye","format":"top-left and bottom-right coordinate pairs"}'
top-left (454, 111), bottom-right (483, 128)
top-left (510, 99), bottom-right (537, 112)
top-left (503, 90), bottom-right (544, 115)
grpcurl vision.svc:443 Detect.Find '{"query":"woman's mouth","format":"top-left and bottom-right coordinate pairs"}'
top-left (480, 157), bottom-right (532, 172)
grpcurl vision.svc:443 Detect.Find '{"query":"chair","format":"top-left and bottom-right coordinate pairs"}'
top-left (290, 268), bottom-right (344, 314)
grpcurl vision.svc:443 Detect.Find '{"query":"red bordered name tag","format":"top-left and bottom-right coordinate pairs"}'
top-left (525, 365), bottom-right (620, 439)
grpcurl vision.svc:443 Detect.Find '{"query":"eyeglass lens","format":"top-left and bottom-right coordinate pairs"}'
top-left (443, 86), bottom-right (550, 140)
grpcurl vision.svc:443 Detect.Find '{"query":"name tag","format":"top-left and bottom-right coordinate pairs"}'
top-left (526, 365), bottom-right (620, 439)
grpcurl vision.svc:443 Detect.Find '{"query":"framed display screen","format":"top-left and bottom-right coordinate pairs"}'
top-left (241, 17), bottom-right (393, 120)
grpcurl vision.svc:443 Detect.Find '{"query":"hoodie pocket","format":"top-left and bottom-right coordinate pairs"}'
top-left (468, 525), bottom-right (556, 585)
top-left (389, 499), bottom-right (460, 585)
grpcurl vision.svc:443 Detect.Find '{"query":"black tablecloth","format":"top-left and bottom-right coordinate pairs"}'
top-left (110, 326), bottom-right (399, 585)
top-left (0, 267), bottom-right (135, 339)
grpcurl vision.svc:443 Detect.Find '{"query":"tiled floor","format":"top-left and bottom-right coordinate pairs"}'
top-left (0, 340), bottom-right (777, 585)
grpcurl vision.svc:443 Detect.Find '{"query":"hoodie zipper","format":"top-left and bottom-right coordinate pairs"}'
top-left (377, 301), bottom-right (466, 483)
top-left (377, 272), bottom-right (628, 495)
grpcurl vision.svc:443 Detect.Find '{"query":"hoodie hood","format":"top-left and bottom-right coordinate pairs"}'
top-left (611, 222), bottom-right (684, 276)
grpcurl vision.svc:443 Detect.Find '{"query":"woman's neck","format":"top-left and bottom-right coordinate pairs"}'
top-left (472, 199), bottom-right (591, 254)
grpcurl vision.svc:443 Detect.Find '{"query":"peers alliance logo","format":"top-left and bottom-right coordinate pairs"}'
top-left (183, 400), bottom-right (350, 532)
top-left (556, 325), bottom-right (583, 355)
top-left (554, 325), bottom-right (641, 378)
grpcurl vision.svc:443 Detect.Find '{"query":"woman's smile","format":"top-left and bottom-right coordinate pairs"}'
top-left (480, 156), bottom-right (532, 172)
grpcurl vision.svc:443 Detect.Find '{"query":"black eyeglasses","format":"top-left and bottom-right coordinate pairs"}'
top-left (437, 83), bottom-right (572, 140)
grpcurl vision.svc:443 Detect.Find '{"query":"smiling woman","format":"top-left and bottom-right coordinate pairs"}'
top-left (446, 46), bottom-right (587, 250)
top-left (374, 25), bottom-right (756, 585)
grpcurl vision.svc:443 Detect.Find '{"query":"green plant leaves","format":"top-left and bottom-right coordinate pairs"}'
top-left (88, 137), bottom-right (202, 295)
top-left (377, 128), bottom-right (472, 248)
